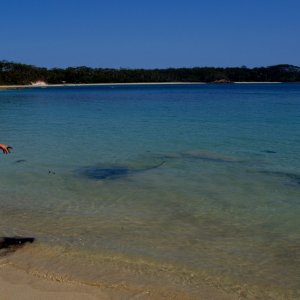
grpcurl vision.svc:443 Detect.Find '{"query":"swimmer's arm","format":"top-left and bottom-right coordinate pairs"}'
top-left (0, 144), bottom-right (12, 154)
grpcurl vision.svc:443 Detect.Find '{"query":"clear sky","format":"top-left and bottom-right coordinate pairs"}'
top-left (1, 0), bottom-right (299, 68)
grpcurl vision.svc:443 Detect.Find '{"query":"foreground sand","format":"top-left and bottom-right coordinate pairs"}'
top-left (0, 264), bottom-right (111, 300)
top-left (0, 263), bottom-right (237, 300)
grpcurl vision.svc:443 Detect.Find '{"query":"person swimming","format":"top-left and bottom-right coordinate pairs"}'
top-left (0, 144), bottom-right (12, 154)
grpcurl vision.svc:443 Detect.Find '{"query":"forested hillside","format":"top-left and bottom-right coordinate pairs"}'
top-left (1, 61), bottom-right (299, 85)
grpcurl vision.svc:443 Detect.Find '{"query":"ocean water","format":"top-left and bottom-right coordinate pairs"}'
top-left (0, 84), bottom-right (299, 298)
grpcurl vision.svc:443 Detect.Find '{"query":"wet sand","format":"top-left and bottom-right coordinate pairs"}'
top-left (0, 261), bottom-right (236, 300)
top-left (0, 264), bottom-right (110, 300)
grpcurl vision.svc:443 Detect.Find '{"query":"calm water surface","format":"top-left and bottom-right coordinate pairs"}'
top-left (0, 84), bottom-right (299, 298)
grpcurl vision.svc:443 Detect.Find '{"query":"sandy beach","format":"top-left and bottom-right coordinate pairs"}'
top-left (0, 262), bottom-right (236, 300)
top-left (0, 82), bottom-right (207, 90)
top-left (0, 82), bottom-right (286, 91)
top-left (0, 263), bottom-right (111, 300)
top-left (0, 241), bottom-right (236, 300)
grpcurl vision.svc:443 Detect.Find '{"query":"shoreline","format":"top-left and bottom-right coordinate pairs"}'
top-left (1, 82), bottom-right (205, 90)
top-left (234, 81), bottom-right (282, 84)
top-left (0, 81), bottom-right (287, 90)
top-left (0, 240), bottom-right (236, 300)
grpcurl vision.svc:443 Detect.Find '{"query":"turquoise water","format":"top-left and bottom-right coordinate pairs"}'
top-left (0, 84), bottom-right (300, 298)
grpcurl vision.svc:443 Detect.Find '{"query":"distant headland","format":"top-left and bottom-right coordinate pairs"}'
top-left (0, 61), bottom-right (299, 86)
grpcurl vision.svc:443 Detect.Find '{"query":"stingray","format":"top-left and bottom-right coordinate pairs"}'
top-left (157, 150), bottom-right (242, 163)
top-left (77, 161), bottom-right (165, 180)
top-left (261, 150), bottom-right (277, 154)
top-left (259, 170), bottom-right (300, 185)
top-left (14, 159), bottom-right (27, 164)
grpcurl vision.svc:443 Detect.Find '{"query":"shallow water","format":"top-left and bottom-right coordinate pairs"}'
top-left (0, 84), bottom-right (300, 298)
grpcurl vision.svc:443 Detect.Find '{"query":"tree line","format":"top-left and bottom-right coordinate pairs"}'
top-left (1, 60), bottom-right (300, 85)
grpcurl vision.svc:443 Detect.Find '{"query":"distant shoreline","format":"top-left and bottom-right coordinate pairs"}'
top-left (1, 62), bottom-right (299, 86)
top-left (0, 81), bottom-right (287, 90)
top-left (0, 82), bottom-right (206, 89)
top-left (234, 81), bottom-right (282, 84)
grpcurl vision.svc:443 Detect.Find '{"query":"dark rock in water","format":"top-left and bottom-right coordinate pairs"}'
top-left (0, 237), bottom-right (35, 250)
top-left (77, 161), bottom-right (165, 180)
top-left (261, 150), bottom-right (277, 154)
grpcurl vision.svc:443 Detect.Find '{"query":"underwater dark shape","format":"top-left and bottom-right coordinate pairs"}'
top-left (261, 150), bottom-right (277, 154)
top-left (14, 159), bottom-right (27, 164)
top-left (260, 170), bottom-right (300, 185)
top-left (81, 166), bottom-right (129, 180)
top-left (157, 150), bottom-right (242, 163)
top-left (77, 161), bottom-right (165, 180)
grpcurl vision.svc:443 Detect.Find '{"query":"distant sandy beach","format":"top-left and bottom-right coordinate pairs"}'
top-left (234, 81), bottom-right (282, 84)
top-left (0, 82), bottom-right (206, 90)
top-left (0, 81), bottom-right (285, 90)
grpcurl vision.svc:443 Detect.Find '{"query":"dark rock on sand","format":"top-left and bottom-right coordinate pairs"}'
top-left (0, 237), bottom-right (35, 257)
top-left (0, 237), bottom-right (35, 250)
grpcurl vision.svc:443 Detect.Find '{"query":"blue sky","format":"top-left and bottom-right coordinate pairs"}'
top-left (1, 0), bottom-right (299, 68)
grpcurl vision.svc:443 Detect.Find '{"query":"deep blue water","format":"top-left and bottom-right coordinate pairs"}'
top-left (0, 83), bottom-right (299, 298)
